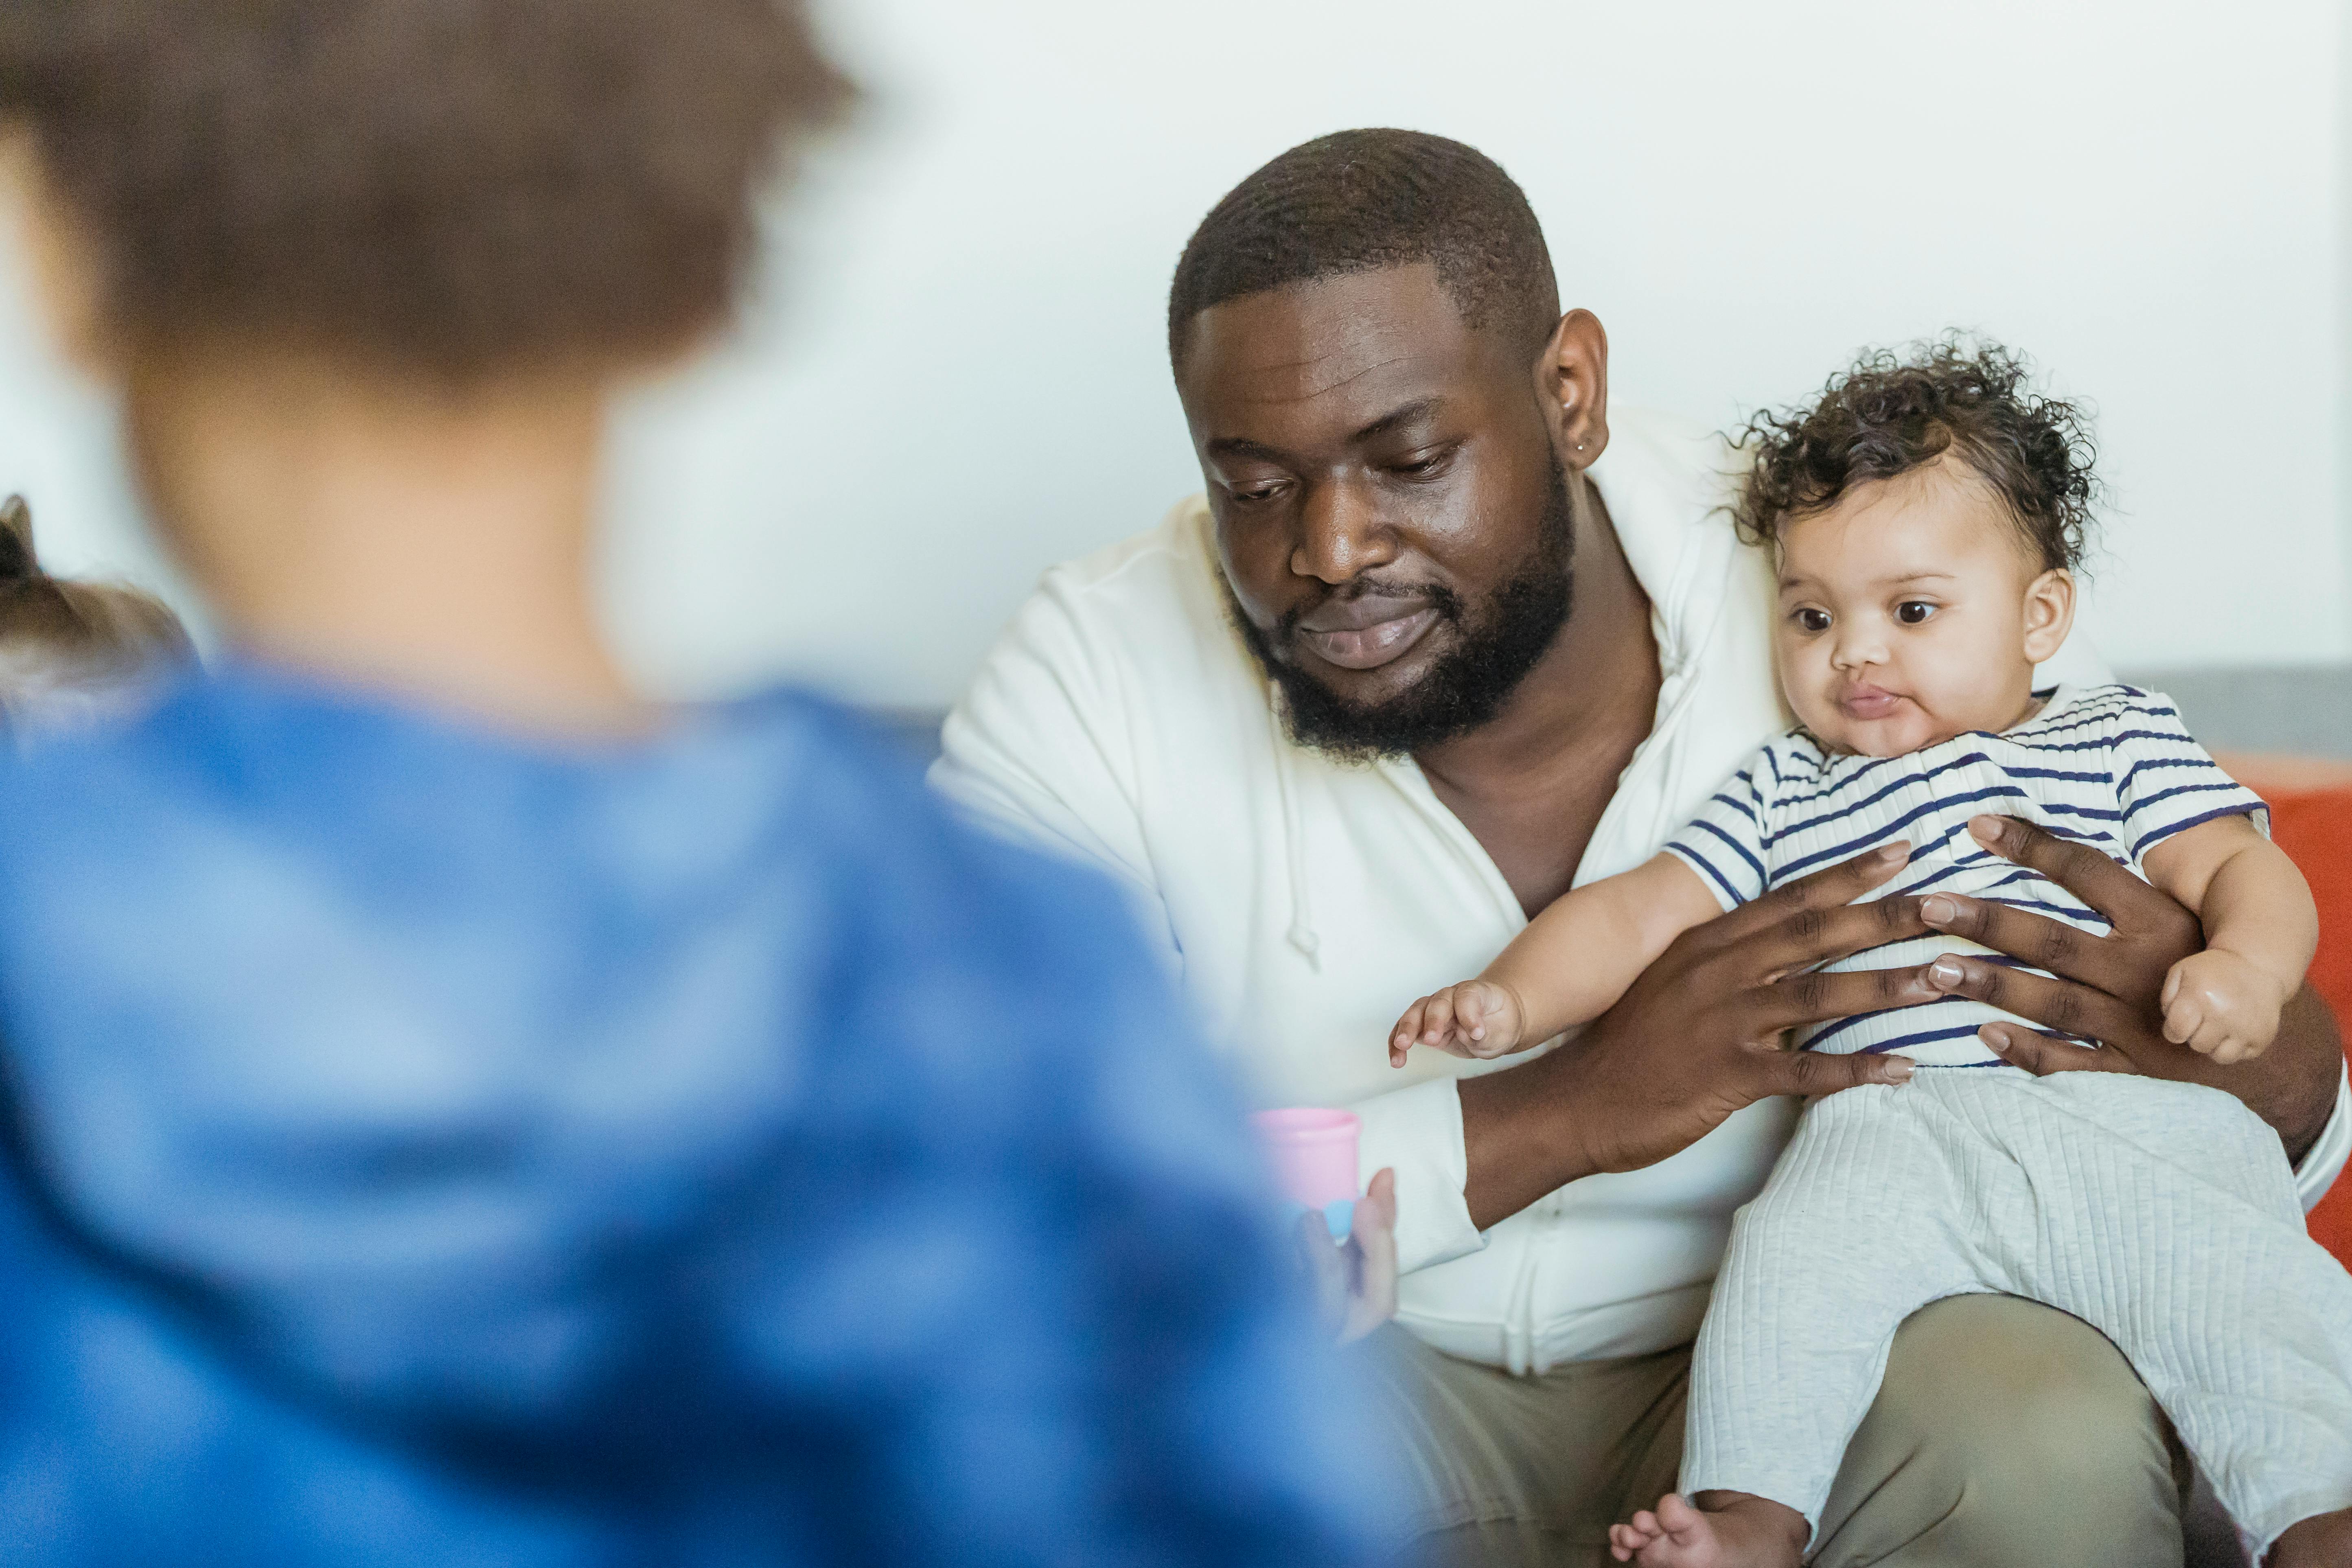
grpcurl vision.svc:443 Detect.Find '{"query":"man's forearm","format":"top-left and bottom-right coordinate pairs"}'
top-left (1458, 1046), bottom-right (1597, 1233)
top-left (1453, 846), bottom-right (1940, 1235)
top-left (1462, 986), bottom-right (2340, 1221)
top-left (2223, 983), bottom-right (2340, 1165)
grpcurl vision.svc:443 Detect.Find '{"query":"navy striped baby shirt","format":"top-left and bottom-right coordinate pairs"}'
top-left (1662, 684), bottom-right (2268, 1067)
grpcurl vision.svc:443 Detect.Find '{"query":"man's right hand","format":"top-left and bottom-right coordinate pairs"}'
top-left (1459, 841), bottom-right (1939, 1230)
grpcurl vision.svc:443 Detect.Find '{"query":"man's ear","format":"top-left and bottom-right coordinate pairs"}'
top-left (2021, 567), bottom-right (2077, 664)
top-left (1533, 308), bottom-right (1609, 473)
top-left (0, 135), bottom-right (116, 379)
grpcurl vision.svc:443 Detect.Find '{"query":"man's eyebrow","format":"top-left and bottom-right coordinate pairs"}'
top-left (1350, 396), bottom-right (1444, 445)
top-left (1204, 434), bottom-right (1291, 464)
top-left (1204, 396), bottom-right (1448, 465)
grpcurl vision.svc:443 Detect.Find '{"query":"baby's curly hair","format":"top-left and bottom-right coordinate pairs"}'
top-left (1736, 338), bottom-right (2098, 574)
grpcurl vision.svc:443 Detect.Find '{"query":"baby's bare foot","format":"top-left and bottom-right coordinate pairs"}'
top-left (1607, 1491), bottom-right (1806, 1567)
top-left (2269, 1506), bottom-right (2352, 1567)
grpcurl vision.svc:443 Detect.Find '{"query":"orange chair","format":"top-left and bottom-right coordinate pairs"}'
top-left (2220, 756), bottom-right (2352, 1268)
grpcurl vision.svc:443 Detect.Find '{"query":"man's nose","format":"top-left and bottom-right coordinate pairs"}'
top-left (1292, 478), bottom-right (1398, 584)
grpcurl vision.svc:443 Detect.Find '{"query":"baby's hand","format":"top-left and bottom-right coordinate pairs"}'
top-left (1389, 981), bottom-right (1526, 1067)
top-left (2161, 949), bottom-right (2288, 1065)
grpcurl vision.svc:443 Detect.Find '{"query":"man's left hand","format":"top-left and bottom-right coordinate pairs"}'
top-left (1915, 813), bottom-right (2341, 1164)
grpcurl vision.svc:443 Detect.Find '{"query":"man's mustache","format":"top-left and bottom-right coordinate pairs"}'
top-left (1279, 580), bottom-right (1465, 642)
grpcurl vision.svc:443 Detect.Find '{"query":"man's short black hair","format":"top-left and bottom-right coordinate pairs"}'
top-left (1167, 128), bottom-right (1560, 370)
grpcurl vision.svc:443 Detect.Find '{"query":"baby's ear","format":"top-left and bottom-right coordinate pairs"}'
top-left (0, 495), bottom-right (35, 580)
top-left (2020, 567), bottom-right (2076, 664)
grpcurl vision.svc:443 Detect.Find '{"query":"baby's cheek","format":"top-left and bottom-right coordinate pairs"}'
top-left (1911, 636), bottom-right (2031, 731)
top-left (1774, 639), bottom-right (1832, 712)
top-left (1781, 676), bottom-right (1852, 749)
top-left (1771, 633), bottom-right (1811, 697)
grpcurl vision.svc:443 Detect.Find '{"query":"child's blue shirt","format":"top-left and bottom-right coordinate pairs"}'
top-left (0, 666), bottom-right (1391, 1566)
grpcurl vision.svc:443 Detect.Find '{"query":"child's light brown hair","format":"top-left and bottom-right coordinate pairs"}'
top-left (0, 495), bottom-right (193, 729)
top-left (0, 0), bottom-right (852, 382)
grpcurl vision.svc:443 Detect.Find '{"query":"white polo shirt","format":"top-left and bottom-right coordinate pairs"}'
top-left (932, 406), bottom-right (2352, 1373)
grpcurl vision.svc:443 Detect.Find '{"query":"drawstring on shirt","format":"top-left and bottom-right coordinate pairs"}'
top-left (1268, 686), bottom-right (1322, 970)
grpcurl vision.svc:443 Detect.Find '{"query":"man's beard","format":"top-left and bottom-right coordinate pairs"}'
top-left (1231, 458), bottom-right (1575, 763)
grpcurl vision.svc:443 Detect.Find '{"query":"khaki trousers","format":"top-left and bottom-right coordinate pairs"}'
top-left (1371, 1295), bottom-right (2189, 1567)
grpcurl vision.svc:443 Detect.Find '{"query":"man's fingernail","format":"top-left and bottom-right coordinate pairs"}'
top-left (1969, 814), bottom-right (2002, 842)
top-left (1929, 958), bottom-right (1965, 985)
top-left (1883, 1057), bottom-right (1915, 1082)
top-left (1921, 894), bottom-right (1956, 925)
top-left (1982, 1025), bottom-right (2011, 1053)
top-left (1877, 841), bottom-right (1909, 862)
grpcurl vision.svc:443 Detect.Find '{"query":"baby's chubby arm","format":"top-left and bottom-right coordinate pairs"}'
top-left (1389, 852), bottom-right (1723, 1065)
top-left (2143, 814), bottom-right (2319, 1064)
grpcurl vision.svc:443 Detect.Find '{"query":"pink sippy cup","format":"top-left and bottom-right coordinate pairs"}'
top-left (1250, 1106), bottom-right (1361, 1240)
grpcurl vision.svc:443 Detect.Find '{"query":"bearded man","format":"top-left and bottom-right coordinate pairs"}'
top-left (934, 129), bottom-right (2351, 1567)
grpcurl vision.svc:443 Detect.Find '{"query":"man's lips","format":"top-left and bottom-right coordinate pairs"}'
top-left (1293, 604), bottom-right (1441, 672)
top-left (1838, 685), bottom-right (1908, 721)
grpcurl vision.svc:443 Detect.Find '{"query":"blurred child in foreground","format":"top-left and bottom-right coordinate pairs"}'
top-left (0, 3), bottom-right (1393, 1562)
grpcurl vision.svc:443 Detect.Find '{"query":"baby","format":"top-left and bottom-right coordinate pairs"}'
top-left (0, 494), bottom-right (191, 729)
top-left (1389, 344), bottom-right (2352, 1567)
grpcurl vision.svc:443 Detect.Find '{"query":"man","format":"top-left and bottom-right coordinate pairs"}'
top-left (0, 7), bottom-right (1389, 1561)
top-left (935, 129), bottom-right (2352, 1565)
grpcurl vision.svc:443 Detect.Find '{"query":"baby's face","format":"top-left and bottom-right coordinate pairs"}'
top-left (1774, 458), bottom-right (2072, 758)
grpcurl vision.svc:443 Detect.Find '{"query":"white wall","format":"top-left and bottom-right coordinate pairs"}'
top-left (2, 0), bottom-right (2345, 705)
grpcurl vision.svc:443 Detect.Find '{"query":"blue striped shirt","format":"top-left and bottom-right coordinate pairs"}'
top-left (1663, 685), bottom-right (2267, 1067)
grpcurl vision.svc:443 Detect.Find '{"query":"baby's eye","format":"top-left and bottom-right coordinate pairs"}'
top-left (1794, 608), bottom-right (1832, 633)
top-left (1895, 601), bottom-right (1937, 626)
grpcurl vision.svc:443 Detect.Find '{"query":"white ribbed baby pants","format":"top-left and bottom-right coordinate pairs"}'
top-left (1681, 1071), bottom-right (2352, 1556)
